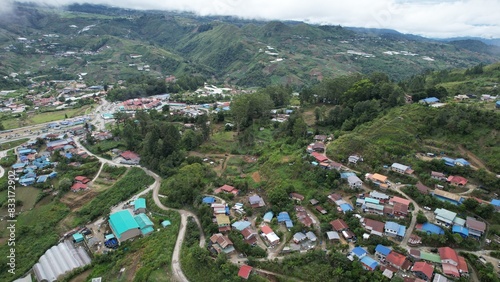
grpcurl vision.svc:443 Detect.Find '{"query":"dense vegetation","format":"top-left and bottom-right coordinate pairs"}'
top-left (0, 202), bottom-right (70, 281)
top-left (1, 2), bottom-right (500, 88)
top-left (75, 167), bottom-right (154, 225)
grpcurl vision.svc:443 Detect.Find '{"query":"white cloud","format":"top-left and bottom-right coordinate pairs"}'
top-left (10, 0), bottom-right (500, 38)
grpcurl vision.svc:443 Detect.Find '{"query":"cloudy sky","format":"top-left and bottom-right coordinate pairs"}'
top-left (5, 0), bottom-right (500, 38)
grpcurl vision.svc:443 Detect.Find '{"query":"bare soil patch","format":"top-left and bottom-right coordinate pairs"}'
top-left (252, 171), bottom-right (261, 183)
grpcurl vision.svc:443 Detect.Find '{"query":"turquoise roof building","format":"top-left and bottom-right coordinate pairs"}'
top-left (72, 233), bottom-right (84, 243)
top-left (134, 198), bottom-right (146, 213)
top-left (134, 213), bottom-right (154, 236)
top-left (109, 210), bottom-right (141, 243)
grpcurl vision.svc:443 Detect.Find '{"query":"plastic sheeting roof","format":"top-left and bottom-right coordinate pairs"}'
top-left (33, 240), bottom-right (91, 282)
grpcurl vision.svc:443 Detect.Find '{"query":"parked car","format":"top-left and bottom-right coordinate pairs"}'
top-left (424, 206), bottom-right (431, 211)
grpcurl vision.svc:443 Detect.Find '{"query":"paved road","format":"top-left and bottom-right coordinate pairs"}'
top-left (75, 136), bottom-right (206, 282)
top-left (393, 184), bottom-right (421, 248)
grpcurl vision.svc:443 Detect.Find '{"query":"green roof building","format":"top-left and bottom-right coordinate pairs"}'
top-left (420, 251), bottom-right (441, 263)
top-left (134, 198), bottom-right (146, 214)
top-left (109, 210), bottom-right (141, 244)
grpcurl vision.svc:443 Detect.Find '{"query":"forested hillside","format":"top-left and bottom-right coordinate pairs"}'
top-left (1, 3), bottom-right (500, 89)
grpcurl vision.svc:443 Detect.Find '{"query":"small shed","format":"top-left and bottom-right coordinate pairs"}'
top-left (161, 220), bottom-right (172, 228)
top-left (72, 233), bottom-right (84, 243)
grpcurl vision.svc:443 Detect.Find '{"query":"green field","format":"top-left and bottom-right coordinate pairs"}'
top-left (1, 106), bottom-right (92, 129)
top-left (0, 138), bottom-right (29, 149)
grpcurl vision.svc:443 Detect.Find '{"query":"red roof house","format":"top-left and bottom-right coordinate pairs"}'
top-left (438, 247), bottom-right (458, 266)
top-left (457, 256), bottom-right (468, 274)
top-left (74, 176), bottom-right (91, 184)
top-left (120, 150), bottom-right (140, 161)
top-left (411, 262), bottom-right (434, 281)
top-left (71, 182), bottom-right (88, 192)
top-left (261, 225), bottom-right (273, 235)
top-left (215, 184), bottom-right (239, 195)
top-left (311, 152), bottom-right (328, 163)
top-left (389, 196), bottom-right (411, 207)
top-left (447, 175), bottom-right (468, 186)
top-left (442, 263), bottom-right (460, 277)
top-left (238, 265), bottom-right (253, 279)
top-left (330, 219), bottom-right (349, 231)
top-left (386, 251), bottom-right (410, 270)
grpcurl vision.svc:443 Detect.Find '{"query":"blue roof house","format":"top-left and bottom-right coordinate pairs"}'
top-left (202, 196), bottom-right (215, 204)
top-left (341, 172), bottom-right (356, 179)
top-left (351, 247), bottom-right (368, 259)
top-left (340, 203), bottom-right (354, 213)
top-left (454, 158), bottom-right (470, 166)
top-left (263, 211), bottom-right (274, 222)
top-left (232, 220), bottom-right (251, 231)
top-left (419, 97), bottom-right (440, 104)
top-left (492, 199), bottom-right (500, 208)
top-left (277, 212), bottom-right (291, 223)
top-left (19, 178), bottom-right (36, 186)
top-left (12, 163), bottom-right (26, 169)
top-left (49, 171), bottom-right (58, 178)
top-left (442, 157), bottom-right (456, 167)
top-left (375, 245), bottom-right (391, 258)
top-left (417, 222), bottom-right (444, 235)
top-left (452, 225), bottom-right (469, 238)
top-left (360, 256), bottom-right (379, 271)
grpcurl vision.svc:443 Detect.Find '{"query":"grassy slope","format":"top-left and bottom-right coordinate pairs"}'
top-left (327, 103), bottom-right (500, 171)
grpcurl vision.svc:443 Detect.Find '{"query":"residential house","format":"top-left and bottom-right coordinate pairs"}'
top-left (434, 208), bottom-right (457, 227)
top-left (311, 152), bottom-right (328, 163)
top-left (438, 247), bottom-right (458, 266)
top-left (466, 217), bottom-right (486, 237)
top-left (366, 173), bottom-right (389, 189)
top-left (241, 227), bottom-right (257, 245)
top-left (415, 182), bottom-right (430, 194)
top-left (330, 219), bottom-right (349, 232)
top-left (289, 192), bottom-right (305, 202)
top-left (364, 218), bottom-right (385, 237)
top-left (306, 231), bottom-right (317, 242)
top-left (360, 256), bottom-right (379, 271)
top-left (391, 163), bottom-right (414, 175)
top-left (133, 198), bottom-right (146, 214)
top-left (293, 232), bottom-right (307, 244)
top-left (120, 150), bottom-right (140, 161)
top-left (215, 184), bottom-right (239, 195)
top-left (215, 214), bottom-right (231, 232)
top-left (408, 234), bottom-right (423, 245)
top-left (327, 193), bottom-right (343, 203)
top-left (447, 175), bottom-right (468, 186)
top-left (375, 244), bottom-right (392, 260)
top-left (277, 212), bottom-right (293, 228)
top-left (386, 251), bottom-right (411, 270)
top-left (232, 220), bottom-right (251, 231)
top-left (458, 256), bottom-right (469, 275)
top-left (74, 176), bottom-right (91, 184)
top-left (452, 225), bottom-right (469, 238)
top-left (431, 171), bottom-right (447, 182)
top-left (393, 202), bottom-right (409, 217)
top-left (328, 161), bottom-right (343, 171)
top-left (326, 231), bottom-right (340, 241)
top-left (348, 155), bottom-right (362, 164)
top-left (342, 230), bottom-right (356, 242)
top-left (260, 225), bottom-right (280, 246)
top-left (310, 199), bottom-right (319, 205)
top-left (347, 175), bottom-right (363, 189)
top-left (433, 189), bottom-right (463, 205)
top-left (314, 135), bottom-right (327, 142)
top-left (369, 191), bottom-right (390, 202)
top-left (315, 206), bottom-right (327, 215)
top-left (311, 142), bottom-right (326, 153)
top-left (71, 182), bottom-right (87, 192)
top-left (419, 97), bottom-right (439, 104)
top-left (295, 206), bottom-right (313, 227)
top-left (363, 202), bottom-right (385, 215)
top-left (209, 233), bottom-right (235, 254)
top-left (454, 158), bottom-right (470, 167)
top-left (384, 221), bottom-right (406, 239)
top-left (416, 223), bottom-right (444, 235)
top-left (238, 265), bottom-right (253, 280)
top-left (433, 274), bottom-right (448, 282)
top-left (350, 247), bottom-right (367, 260)
top-left (249, 195), bottom-right (265, 208)
top-left (263, 211), bottom-right (273, 223)
top-left (412, 262), bottom-right (434, 281)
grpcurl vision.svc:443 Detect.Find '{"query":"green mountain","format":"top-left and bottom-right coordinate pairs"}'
top-left (0, 3), bottom-right (499, 87)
